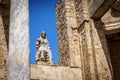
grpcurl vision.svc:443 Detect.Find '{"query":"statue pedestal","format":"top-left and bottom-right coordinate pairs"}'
top-left (49, 62), bottom-right (57, 66)
top-left (37, 61), bottom-right (57, 67)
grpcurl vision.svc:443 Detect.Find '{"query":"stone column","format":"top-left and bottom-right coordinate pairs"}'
top-left (8, 0), bottom-right (30, 80)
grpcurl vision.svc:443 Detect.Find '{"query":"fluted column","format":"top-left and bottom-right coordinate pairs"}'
top-left (8, 0), bottom-right (30, 80)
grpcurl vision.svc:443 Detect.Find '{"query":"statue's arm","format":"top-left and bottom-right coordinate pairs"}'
top-left (36, 38), bottom-right (40, 49)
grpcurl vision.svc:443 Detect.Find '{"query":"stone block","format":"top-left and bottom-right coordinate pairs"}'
top-left (31, 64), bottom-right (82, 80)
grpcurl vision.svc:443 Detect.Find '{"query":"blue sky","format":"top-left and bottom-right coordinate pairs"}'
top-left (29, 0), bottom-right (59, 64)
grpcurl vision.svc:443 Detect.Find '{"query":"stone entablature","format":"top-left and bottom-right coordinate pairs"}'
top-left (101, 8), bottom-right (120, 34)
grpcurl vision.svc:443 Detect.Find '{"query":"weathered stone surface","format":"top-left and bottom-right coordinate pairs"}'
top-left (78, 21), bottom-right (98, 80)
top-left (0, 8), bottom-right (8, 80)
top-left (1, 0), bottom-right (10, 4)
top-left (75, 0), bottom-right (89, 26)
top-left (56, 1), bottom-right (71, 66)
top-left (1, 3), bottom-right (10, 47)
top-left (91, 20), bottom-right (112, 80)
top-left (0, 1), bottom-right (10, 80)
top-left (8, 0), bottom-right (30, 80)
top-left (89, 0), bottom-right (117, 19)
top-left (56, 0), bottom-right (81, 67)
top-left (106, 33), bottom-right (120, 80)
top-left (56, 0), bottom-right (120, 80)
top-left (31, 64), bottom-right (82, 80)
top-left (101, 8), bottom-right (120, 35)
top-left (0, 0), bottom-right (119, 80)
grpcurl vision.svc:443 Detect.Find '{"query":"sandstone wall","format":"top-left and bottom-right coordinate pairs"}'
top-left (31, 65), bottom-right (82, 80)
top-left (56, 0), bottom-right (81, 67)
top-left (90, 20), bottom-right (112, 80)
top-left (75, 0), bottom-right (89, 26)
top-left (0, 1), bottom-right (10, 79)
top-left (0, 9), bottom-right (8, 80)
top-left (101, 3), bottom-right (120, 79)
top-left (56, 1), bottom-right (70, 66)
top-left (106, 33), bottom-right (120, 80)
top-left (56, 0), bottom-right (118, 80)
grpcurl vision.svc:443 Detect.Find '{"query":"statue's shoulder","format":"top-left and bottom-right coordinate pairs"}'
top-left (37, 38), bottom-right (41, 41)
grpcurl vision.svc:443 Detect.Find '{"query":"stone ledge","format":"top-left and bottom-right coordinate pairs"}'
top-left (31, 64), bottom-right (82, 80)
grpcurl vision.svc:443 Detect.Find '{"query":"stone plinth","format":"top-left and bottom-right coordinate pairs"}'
top-left (37, 62), bottom-right (57, 67)
top-left (31, 64), bottom-right (82, 80)
top-left (8, 0), bottom-right (29, 80)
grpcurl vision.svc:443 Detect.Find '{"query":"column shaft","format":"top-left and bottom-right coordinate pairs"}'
top-left (8, 0), bottom-right (30, 80)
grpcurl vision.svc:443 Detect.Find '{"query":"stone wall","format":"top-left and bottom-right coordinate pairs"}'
top-left (90, 20), bottom-right (112, 80)
top-left (56, 1), bottom-right (70, 66)
top-left (0, 9), bottom-right (8, 80)
top-left (75, 0), bottom-right (89, 26)
top-left (88, 0), bottom-right (116, 19)
top-left (1, 2), bottom-right (10, 47)
top-left (31, 65), bottom-right (82, 80)
top-left (106, 33), bottom-right (120, 80)
top-left (56, 0), bottom-right (119, 80)
top-left (78, 21), bottom-right (98, 80)
top-left (0, 1), bottom-right (10, 79)
top-left (101, 3), bottom-right (120, 79)
top-left (56, 0), bottom-right (81, 67)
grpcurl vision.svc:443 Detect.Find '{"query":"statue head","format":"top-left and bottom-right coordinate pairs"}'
top-left (41, 31), bottom-right (46, 39)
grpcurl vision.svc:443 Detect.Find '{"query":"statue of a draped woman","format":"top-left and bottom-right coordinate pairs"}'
top-left (35, 31), bottom-right (52, 64)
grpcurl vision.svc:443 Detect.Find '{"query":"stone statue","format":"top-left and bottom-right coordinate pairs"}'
top-left (35, 31), bottom-right (53, 64)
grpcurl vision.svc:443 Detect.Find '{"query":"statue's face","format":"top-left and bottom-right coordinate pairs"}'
top-left (41, 32), bottom-right (46, 39)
